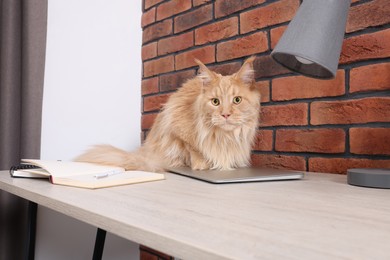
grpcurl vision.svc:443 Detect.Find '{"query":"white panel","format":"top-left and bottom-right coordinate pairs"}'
top-left (41, 0), bottom-right (141, 161)
top-left (38, 0), bottom-right (142, 259)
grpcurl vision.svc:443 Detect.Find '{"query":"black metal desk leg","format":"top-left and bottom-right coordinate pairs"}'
top-left (26, 201), bottom-right (38, 260)
top-left (92, 228), bottom-right (107, 260)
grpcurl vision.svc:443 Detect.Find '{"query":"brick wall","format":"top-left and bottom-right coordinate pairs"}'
top-left (141, 0), bottom-right (390, 174)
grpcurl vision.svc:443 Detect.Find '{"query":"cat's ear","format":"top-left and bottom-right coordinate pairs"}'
top-left (195, 59), bottom-right (216, 85)
top-left (235, 56), bottom-right (256, 84)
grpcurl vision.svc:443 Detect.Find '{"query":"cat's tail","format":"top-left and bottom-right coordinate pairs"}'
top-left (74, 144), bottom-right (165, 172)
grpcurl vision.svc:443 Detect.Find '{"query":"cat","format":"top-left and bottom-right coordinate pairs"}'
top-left (75, 56), bottom-right (261, 172)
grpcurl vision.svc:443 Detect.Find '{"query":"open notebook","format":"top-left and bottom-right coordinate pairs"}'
top-left (10, 159), bottom-right (165, 189)
top-left (168, 167), bottom-right (304, 184)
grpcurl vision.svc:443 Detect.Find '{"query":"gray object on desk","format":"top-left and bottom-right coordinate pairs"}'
top-left (168, 167), bottom-right (304, 184)
top-left (347, 168), bottom-right (390, 189)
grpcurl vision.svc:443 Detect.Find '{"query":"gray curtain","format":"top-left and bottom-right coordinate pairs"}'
top-left (0, 0), bottom-right (48, 259)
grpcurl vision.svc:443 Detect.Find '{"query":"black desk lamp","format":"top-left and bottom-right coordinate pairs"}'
top-left (270, 0), bottom-right (390, 188)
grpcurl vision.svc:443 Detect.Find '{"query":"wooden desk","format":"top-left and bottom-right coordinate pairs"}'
top-left (1, 171), bottom-right (389, 259)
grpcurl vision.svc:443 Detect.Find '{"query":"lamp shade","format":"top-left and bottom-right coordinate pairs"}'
top-left (271, 0), bottom-right (351, 79)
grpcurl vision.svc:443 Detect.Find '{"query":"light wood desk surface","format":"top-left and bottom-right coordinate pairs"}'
top-left (1, 170), bottom-right (389, 260)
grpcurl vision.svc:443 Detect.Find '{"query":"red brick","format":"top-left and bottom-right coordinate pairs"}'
top-left (217, 32), bottom-right (268, 62)
top-left (253, 130), bottom-right (273, 151)
top-left (350, 128), bottom-right (390, 155)
top-left (139, 245), bottom-right (171, 260)
top-left (215, 0), bottom-right (266, 18)
top-left (193, 0), bottom-right (211, 7)
top-left (142, 42), bottom-right (157, 61)
top-left (160, 69), bottom-right (196, 92)
top-left (311, 97), bottom-right (390, 125)
top-left (174, 4), bottom-right (212, 33)
top-left (251, 154), bottom-right (306, 171)
top-left (156, 0), bottom-right (191, 21)
top-left (240, 0), bottom-right (299, 34)
top-left (144, 0), bottom-right (164, 10)
top-left (195, 17), bottom-right (238, 45)
top-left (143, 94), bottom-right (171, 112)
top-left (309, 157), bottom-right (390, 174)
top-left (253, 55), bottom-right (291, 79)
top-left (141, 77), bottom-right (159, 96)
top-left (270, 25), bottom-right (287, 50)
top-left (141, 113), bottom-right (158, 130)
top-left (255, 80), bottom-right (270, 103)
top-left (350, 63), bottom-right (390, 93)
top-left (340, 29), bottom-right (390, 64)
top-left (175, 45), bottom-right (215, 70)
top-left (272, 70), bottom-right (345, 101)
top-left (158, 32), bottom-right (194, 55)
top-left (208, 61), bottom-right (242, 76)
top-left (260, 103), bottom-right (308, 127)
top-left (143, 55), bottom-right (174, 77)
top-left (275, 129), bottom-right (346, 153)
top-left (143, 19), bottom-right (172, 43)
top-left (140, 250), bottom-right (158, 260)
top-left (346, 0), bottom-right (390, 33)
top-left (141, 7), bottom-right (156, 28)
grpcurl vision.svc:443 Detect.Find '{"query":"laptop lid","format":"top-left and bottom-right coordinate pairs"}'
top-left (168, 167), bottom-right (304, 184)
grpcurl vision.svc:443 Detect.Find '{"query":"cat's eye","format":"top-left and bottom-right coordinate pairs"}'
top-left (233, 96), bottom-right (242, 104)
top-left (211, 98), bottom-right (220, 106)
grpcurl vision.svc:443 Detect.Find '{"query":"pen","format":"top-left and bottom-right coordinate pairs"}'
top-left (94, 170), bottom-right (122, 179)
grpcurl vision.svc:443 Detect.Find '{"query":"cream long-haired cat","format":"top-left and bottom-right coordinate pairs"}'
top-left (76, 56), bottom-right (260, 172)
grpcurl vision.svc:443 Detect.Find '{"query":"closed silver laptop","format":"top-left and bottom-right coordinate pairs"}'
top-left (168, 167), bottom-right (304, 184)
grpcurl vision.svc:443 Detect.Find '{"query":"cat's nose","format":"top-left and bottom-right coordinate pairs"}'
top-left (222, 114), bottom-right (231, 119)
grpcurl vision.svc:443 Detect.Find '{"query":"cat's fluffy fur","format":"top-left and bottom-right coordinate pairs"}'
top-left (75, 57), bottom-right (261, 172)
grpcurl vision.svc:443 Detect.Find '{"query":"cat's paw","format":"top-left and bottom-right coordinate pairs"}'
top-left (190, 160), bottom-right (210, 171)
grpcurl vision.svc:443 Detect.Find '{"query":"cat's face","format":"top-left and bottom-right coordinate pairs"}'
top-left (196, 57), bottom-right (260, 131)
top-left (202, 75), bottom-right (259, 131)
